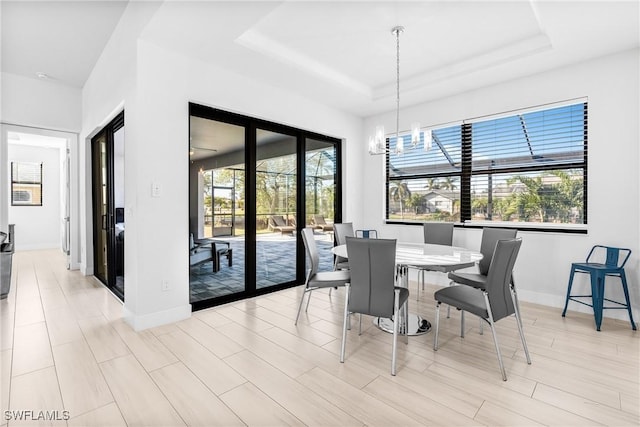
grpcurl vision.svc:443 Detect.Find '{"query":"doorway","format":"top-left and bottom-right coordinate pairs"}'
top-left (188, 103), bottom-right (341, 310)
top-left (91, 112), bottom-right (125, 300)
top-left (1, 124), bottom-right (79, 269)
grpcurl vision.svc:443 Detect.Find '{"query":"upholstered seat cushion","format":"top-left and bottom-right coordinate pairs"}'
top-left (310, 270), bottom-right (350, 288)
top-left (434, 285), bottom-right (488, 318)
top-left (448, 271), bottom-right (488, 289)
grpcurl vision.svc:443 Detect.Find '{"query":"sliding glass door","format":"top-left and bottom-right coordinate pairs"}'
top-left (305, 138), bottom-right (338, 272)
top-left (91, 112), bottom-right (125, 300)
top-left (189, 115), bottom-right (246, 305)
top-left (256, 128), bottom-right (297, 289)
top-left (188, 103), bottom-right (341, 310)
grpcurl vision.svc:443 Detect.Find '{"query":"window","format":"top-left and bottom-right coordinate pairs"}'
top-left (386, 101), bottom-right (587, 228)
top-left (11, 162), bottom-right (43, 206)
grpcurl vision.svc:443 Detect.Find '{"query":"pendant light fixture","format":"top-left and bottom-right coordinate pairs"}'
top-left (369, 26), bottom-right (429, 155)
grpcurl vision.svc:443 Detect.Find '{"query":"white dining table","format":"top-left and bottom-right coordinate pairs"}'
top-left (332, 242), bottom-right (483, 336)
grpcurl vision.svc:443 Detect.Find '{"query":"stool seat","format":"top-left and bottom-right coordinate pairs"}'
top-left (562, 245), bottom-right (636, 331)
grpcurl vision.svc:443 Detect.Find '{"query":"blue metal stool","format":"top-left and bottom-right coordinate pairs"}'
top-left (562, 245), bottom-right (636, 331)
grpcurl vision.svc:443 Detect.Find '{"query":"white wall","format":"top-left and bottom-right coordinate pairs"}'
top-left (113, 39), bottom-right (363, 330)
top-left (363, 48), bottom-right (640, 322)
top-left (1, 72), bottom-right (82, 132)
top-left (0, 73), bottom-right (82, 268)
top-left (80, 1), bottom-right (364, 329)
top-left (7, 144), bottom-right (62, 250)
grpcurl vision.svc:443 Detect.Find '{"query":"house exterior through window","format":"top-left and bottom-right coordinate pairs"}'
top-left (386, 101), bottom-right (587, 229)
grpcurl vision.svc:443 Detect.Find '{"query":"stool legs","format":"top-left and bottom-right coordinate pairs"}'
top-left (591, 272), bottom-right (604, 331)
top-left (619, 271), bottom-right (637, 330)
top-left (564, 266), bottom-right (636, 331)
top-left (562, 266), bottom-right (577, 317)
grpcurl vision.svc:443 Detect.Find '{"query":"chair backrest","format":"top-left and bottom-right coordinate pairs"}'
top-left (345, 237), bottom-right (397, 318)
top-left (423, 222), bottom-right (454, 246)
top-left (313, 215), bottom-right (327, 225)
top-left (355, 229), bottom-right (378, 239)
top-left (334, 223), bottom-right (354, 245)
top-left (301, 227), bottom-right (319, 277)
top-left (479, 228), bottom-right (518, 276)
top-left (271, 215), bottom-right (287, 227)
top-left (484, 238), bottom-right (522, 321)
top-left (586, 245), bottom-right (632, 269)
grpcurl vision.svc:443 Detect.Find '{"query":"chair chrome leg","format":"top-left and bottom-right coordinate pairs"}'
top-left (403, 301), bottom-right (409, 345)
top-left (511, 288), bottom-right (531, 364)
top-left (358, 313), bottom-right (362, 336)
top-left (305, 289), bottom-right (312, 312)
top-left (460, 310), bottom-right (465, 338)
top-left (484, 292), bottom-right (507, 381)
top-left (479, 317), bottom-right (483, 335)
top-left (434, 302), bottom-right (441, 351)
top-left (392, 289), bottom-right (400, 376)
top-left (294, 288), bottom-right (308, 325)
top-left (340, 284), bottom-right (351, 363)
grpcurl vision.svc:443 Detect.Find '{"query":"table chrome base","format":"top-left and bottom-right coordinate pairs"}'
top-left (374, 314), bottom-right (431, 336)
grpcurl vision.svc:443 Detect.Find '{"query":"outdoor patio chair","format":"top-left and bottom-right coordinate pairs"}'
top-left (189, 234), bottom-right (214, 271)
top-left (312, 215), bottom-right (334, 232)
top-left (268, 215), bottom-right (296, 235)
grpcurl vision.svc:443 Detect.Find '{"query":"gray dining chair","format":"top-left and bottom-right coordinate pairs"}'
top-left (411, 222), bottom-right (474, 301)
top-left (433, 238), bottom-right (531, 381)
top-left (333, 222), bottom-right (354, 271)
top-left (295, 227), bottom-right (350, 325)
top-left (447, 228), bottom-right (519, 322)
top-left (340, 237), bottom-right (409, 376)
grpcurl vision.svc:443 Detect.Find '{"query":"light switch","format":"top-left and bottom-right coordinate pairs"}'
top-left (151, 182), bottom-right (161, 197)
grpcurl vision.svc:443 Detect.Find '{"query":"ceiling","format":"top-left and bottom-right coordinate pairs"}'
top-left (1, 1), bottom-right (129, 88)
top-left (2, 1), bottom-right (638, 117)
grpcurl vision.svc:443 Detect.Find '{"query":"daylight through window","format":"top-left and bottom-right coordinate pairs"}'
top-left (11, 161), bottom-right (43, 206)
top-left (386, 101), bottom-right (587, 228)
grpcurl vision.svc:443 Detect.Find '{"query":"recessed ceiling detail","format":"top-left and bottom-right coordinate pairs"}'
top-left (3, 1), bottom-right (638, 116)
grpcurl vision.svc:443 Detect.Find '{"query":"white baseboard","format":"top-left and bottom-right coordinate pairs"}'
top-left (15, 243), bottom-right (61, 251)
top-left (517, 289), bottom-right (638, 323)
top-left (123, 304), bottom-right (192, 331)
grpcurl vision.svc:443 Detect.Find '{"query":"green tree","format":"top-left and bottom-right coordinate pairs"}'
top-left (424, 178), bottom-right (440, 190)
top-left (502, 171), bottom-right (583, 223)
top-left (389, 181), bottom-right (411, 219)
top-left (441, 177), bottom-right (457, 191)
top-left (549, 170), bottom-right (584, 223)
top-left (472, 196), bottom-right (488, 218)
top-left (406, 193), bottom-right (425, 218)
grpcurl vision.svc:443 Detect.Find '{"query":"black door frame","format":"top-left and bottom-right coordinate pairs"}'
top-left (91, 111), bottom-right (124, 300)
top-left (189, 103), bottom-right (342, 311)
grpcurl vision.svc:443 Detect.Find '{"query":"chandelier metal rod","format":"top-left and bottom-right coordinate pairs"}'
top-left (393, 26), bottom-right (404, 152)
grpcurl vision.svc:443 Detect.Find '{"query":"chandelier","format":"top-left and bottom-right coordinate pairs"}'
top-left (369, 26), bottom-right (432, 155)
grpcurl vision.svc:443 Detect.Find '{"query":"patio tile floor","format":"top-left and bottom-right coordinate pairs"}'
top-left (190, 231), bottom-right (335, 303)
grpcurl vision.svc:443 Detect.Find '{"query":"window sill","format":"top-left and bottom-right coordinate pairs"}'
top-left (384, 219), bottom-right (587, 234)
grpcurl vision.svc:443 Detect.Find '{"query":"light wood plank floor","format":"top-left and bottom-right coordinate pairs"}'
top-left (1, 249), bottom-right (638, 426)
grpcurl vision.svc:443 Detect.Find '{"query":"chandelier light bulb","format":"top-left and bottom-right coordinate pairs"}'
top-left (411, 122), bottom-right (421, 148)
top-left (424, 129), bottom-right (433, 152)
